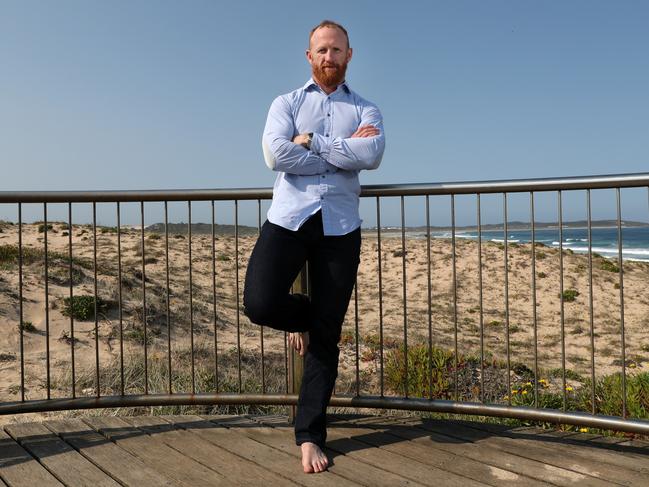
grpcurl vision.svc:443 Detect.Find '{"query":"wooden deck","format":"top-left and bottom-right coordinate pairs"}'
top-left (0, 413), bottom-right (647, 486)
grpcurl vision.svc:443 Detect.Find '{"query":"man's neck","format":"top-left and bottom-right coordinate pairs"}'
top-left (313, 77), bottom-right (342, 95)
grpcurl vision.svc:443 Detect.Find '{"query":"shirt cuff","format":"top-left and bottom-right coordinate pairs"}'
top-left (310, 133), bottom-right (331, 158)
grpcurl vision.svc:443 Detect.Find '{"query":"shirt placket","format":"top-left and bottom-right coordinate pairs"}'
top-left (319, 94), bottom-right (333, 194)
top-left (318, 94), bottom-right (333, 232)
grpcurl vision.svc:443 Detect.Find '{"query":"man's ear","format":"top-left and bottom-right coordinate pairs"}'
top-left (306, 49), bottom-right (313, 64)
top-left (347, 47), bottom-right (353, 63)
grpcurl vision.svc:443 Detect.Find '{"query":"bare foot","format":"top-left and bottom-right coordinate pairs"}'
top-left (288, 331), bottom-right (309, 356)
top-left (301, 442), bottom-right (328, 473)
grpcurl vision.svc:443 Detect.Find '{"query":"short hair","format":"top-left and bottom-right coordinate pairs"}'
top-left (309, 20), bottom-right (350, 49)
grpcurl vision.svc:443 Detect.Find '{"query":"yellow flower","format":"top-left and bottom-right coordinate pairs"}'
top-left (565, 385), bottom-right (574, 391)
top-left (522, 390), bottom-right (528, 395)
top-left (525, 382), bottom-right (532, 387)
top-left (503, 395), bottom-right (509, 400)
top-left (579, 428), bottom-right (588, 433)
top-left (629, 363), bottom-right (637, 368)
top-left (511, 389), bottom-right (518, 395)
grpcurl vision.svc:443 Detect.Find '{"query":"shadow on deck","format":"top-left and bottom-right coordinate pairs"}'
top-left (0, 413), bottom-right (648, 486)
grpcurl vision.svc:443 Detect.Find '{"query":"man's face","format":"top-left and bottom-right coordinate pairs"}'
top-left (307, 26), bottom-right (353, 88)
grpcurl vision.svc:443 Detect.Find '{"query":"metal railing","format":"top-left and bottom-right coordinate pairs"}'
top-left (0, 172), bottom-right (648, 435)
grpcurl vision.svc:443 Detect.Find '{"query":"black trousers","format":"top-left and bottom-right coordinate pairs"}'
top-left (243, 211), bottom-right (361, 447)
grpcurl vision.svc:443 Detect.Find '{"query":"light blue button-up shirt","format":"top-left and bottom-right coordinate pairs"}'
top-left (262, 78), bottom-right (385, 236)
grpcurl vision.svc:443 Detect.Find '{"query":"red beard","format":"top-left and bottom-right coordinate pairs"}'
top-left (312, 61), bottom-right (348, 88)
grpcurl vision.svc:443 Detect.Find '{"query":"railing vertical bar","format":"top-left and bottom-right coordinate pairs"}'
top-left (188, 201), bottom-right (195, 395)
top-left (212, 200), bottom-right (219, 393)
top-left (117, 203), bottom-right (124, 396)
top-left (93, 202), bottom-right (100, 397)
top-left (503, 193), bottom-right (511, 405)
top-left (257, 199), bottom-right (265, 394)
top-left (235, 200), bottom-right (242, 393)
top-left (354, 281), bottom-right (360, 397)
top-left (587, 190), bottom-right (596, 414)
top-left (477, 194), bottom-right (484, 403)
top-left (426, 195), bottom-right (433, 400)
top-left (558, 191), bottom-right (567, 410)
top-left (376, 196), bottom-right (384, 397)
top-left (616, 188), bottom-right (627, 418)
top-left (400, 195), bottom-right (408, 397)
top-left (530, 192), bottom-right (539, 408)
top-left (284, 331), bottom-right (289, 394)
top-left (18, 204), bottom-right (25, 402)
top-left (140, 202), bottom-right (148, 395)
top-left (43, 203), bottom-right (51, 399)
top-left (451, 194), bottom-right (458, 401)
top-left (165, 201), bottom-right (172, 394)
top-left (68, 203), bottom-right (76, 398)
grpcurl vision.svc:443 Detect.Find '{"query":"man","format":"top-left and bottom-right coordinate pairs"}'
top-left (243, 20), bottom-right (385, 474)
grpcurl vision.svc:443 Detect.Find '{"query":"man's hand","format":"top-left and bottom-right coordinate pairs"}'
top-left (351, 125), bottom-right (379, 138)
top-left (293, 133), bottom-right (311, 148)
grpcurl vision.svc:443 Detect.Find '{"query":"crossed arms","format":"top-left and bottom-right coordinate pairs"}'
top-left (262, 96), bottom-right (385, 175)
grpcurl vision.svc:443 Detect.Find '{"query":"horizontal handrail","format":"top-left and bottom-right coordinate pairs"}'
top-left (0, 393), bottom-right (647, 435)
top-left (1, 172), bottom-right (648, 203)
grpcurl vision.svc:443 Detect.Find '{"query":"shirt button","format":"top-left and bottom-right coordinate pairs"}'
top-left (325, 133), bottom-right (329, 137)
top-left (327, 113), bottom-right (330, 117)
top-left (321, 175), bottom-right (325, 178)
top-left (320, 196), bottom-right (324, 200)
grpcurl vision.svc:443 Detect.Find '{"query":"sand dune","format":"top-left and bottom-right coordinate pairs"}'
top-left (1, 222), bottom-right (648, 405)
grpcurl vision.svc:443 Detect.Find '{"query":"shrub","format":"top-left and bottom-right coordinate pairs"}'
top-left (561, 289), bottom-right (579, 302)
top-left (578, 373), bottom-right (649, 418)
top-left (537, 271), bottom-right (547, 279)
top-left (18, 321), bottom-right (37, 333)
top-left (600, 259), bottom-right (620, 273)
top-left (62, 295), bottom-right (110, 320)
top-left (385, 343), bottom-right (456, 398)
top-left (38, 223), bottom-right (54, 233)
top-left (0, 244), bottom-right (43, 266)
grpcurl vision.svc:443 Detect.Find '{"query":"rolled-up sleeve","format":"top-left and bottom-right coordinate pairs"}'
top-left (262, 96), bottom-right (336, 175)
top-left (310, 104), bottom-right (385, 171)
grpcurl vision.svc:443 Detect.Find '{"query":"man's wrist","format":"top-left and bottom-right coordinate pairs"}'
top-left (305, 132), bottom-right (313, 150)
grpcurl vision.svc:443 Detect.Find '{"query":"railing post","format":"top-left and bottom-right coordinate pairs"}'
top-left (288, 264), bottom-right (308, 424)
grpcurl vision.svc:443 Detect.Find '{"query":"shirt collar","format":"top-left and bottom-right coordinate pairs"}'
top-left (303, 77), bottom-right (351, 95)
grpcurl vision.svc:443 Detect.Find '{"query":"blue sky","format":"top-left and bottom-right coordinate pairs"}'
top-left (1, 1), bottom-right (648, 227)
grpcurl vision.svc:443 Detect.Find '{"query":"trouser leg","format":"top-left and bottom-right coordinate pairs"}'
top-left (294, 227), bottom-right (361, 448)
top-left (242, 220), bottom-right (311, 332)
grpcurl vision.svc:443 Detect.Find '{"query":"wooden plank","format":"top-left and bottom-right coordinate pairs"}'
top-left (407, 418), bottom-right (648, 486)
top-left (512, 426), bottom-right (649, 459)
top-left (219, 417), bottom-right (424, 487)
top-left (329, 415), bottom-right (611, 487)
top-left (325, 421), bottom-right (548, 487)
top-left (240, 415), bottom-right (487, 487)
top-left (122, 416), bottom-right (297, 487)
top-left (0, 429), bottom-right (62, 487)
top-left (4, 422), bottom-right (120, 487)
top-left (455, 419), bottom-right (649, 474)
top-left (82, 416), bottom-right (227, 487)
top-left (44, 419), bottom-right (179, 487)
top-left (167, 415), bottom-right (359, 487)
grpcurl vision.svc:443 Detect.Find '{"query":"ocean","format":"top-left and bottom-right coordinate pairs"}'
top-left (378, 226), bottom-right (649, 262)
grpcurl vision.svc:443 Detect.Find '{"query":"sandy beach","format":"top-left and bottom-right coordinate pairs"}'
top-left (1, 221), bottom-right (648, 407)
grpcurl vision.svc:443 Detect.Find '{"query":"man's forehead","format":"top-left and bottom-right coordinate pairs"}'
top-left (310, 26), bottom-right (348, 48)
